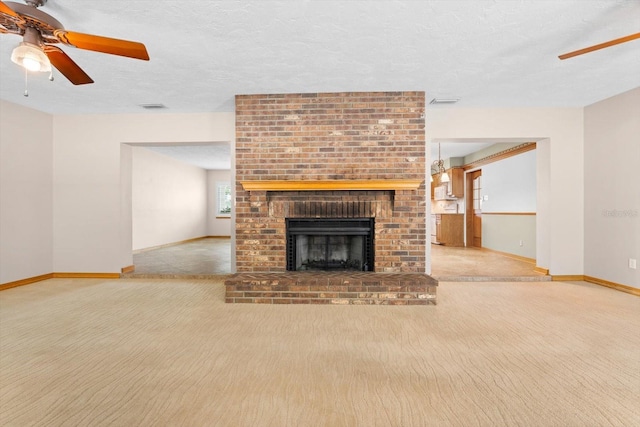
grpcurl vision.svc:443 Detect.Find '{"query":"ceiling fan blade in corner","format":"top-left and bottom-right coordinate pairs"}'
top-left (559, 32), bottom-right (640, 60)
top-left (44, 45), bottom-right (94, 85)
top-left (55, 30), bottom-right (150, 60)
top-left (0, 0), bottom-right (19, 18)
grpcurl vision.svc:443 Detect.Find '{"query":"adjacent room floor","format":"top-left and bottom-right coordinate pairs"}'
top-left (130, 237), bottom-right (547, 280)
top-left (131, 237), bottom-right (232, 277)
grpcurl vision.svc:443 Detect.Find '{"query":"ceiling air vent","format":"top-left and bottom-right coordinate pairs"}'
top-left (139, 103), bottom-right (167, 110)
top-left (429, 98), bottom-right (460, 105)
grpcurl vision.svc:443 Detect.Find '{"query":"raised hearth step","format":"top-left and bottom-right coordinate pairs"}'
top-left (225, 272), bottom-right (437, 305)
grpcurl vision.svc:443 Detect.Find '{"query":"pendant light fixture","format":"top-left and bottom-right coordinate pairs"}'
top-left (432, 143), bottom-right (450, 183)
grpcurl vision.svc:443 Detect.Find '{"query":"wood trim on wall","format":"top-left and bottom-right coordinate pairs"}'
top-left (480, 247), bottom-right (536, 265)
top-left (52, 273), bottom-right (121, 279)
top-left (1, 272), bottom-right (120, 291)
top-left (133, 236), bottom-right (214, 254)
top-left (463, 142), bottom-right (536, 171)
top-left (552, 275), bottom-right (640, 297)
top-left (534, 266), bottom-right (549, 275)
top-left (584, 275), bottom-right (640, 297)
top-left (0, 273), bottom-right (54, 291)
top-left (121, 265), bottom-right (135, 274)
top-left (552, 275), bottom-right (586, 282)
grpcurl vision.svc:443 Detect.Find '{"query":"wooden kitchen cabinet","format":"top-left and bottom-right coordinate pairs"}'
top-left (430, 174), bottom-right (440, 199)
top-left (432, 213), bottom-right (464, 246)
top-left (446, 168), bottom-right (464, 198)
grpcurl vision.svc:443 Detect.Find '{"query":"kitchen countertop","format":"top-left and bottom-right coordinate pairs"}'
top-left (431, 201), bottom-right (463, 215)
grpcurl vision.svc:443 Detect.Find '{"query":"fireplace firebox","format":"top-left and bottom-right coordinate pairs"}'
top-left (286, 218), bottom-right (375, 272)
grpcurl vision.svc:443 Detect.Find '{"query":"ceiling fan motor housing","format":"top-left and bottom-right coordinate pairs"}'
top-left (4, 1), bottom-right (64, 43)
top-left (25, 0), bottom-right (47, 7)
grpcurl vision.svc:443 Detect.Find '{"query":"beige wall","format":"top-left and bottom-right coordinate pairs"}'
top-left (131, 147), bottom-right (208, 251)
top-left (0, 101), bottom-right (53, 284)
top-left (584, 88), bottom-right (639, 288)
top-left (53, 112), bottom-right (235, 273)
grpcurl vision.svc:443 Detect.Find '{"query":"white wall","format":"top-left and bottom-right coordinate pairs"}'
top-left (427, 107), bottom-right (584, 275)
top-left (207, 170), bottom-right (232, 237)
top-left (132, 147), bottom-right (208, 251)
top-left (584, 88), bottom-right (639, 288)
top-left (0, 101), bottom-right (53, 284)
top-left (52, 112), bottom-right (235, 273)
top-left (481, 149), bottom-right (536, 213)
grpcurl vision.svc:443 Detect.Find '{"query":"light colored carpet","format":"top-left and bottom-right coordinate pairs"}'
top-left (1, 278), bottom-right (639, 426)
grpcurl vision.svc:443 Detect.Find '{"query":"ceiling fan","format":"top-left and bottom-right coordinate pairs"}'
top-left (559, 32), bottom-right (640, 60)
top-left (0, 0), bottom-right (149, 85)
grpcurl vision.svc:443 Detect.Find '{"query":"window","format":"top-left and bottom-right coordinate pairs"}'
top-left (217, 182), bottom-right (232, 216)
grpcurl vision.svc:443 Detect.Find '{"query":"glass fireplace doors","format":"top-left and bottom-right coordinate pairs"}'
top-left (286, 218), bottom-right (374, 272)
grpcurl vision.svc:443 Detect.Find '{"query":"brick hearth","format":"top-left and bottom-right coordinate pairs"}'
top-left (225, 272), bottom-right (437, 305)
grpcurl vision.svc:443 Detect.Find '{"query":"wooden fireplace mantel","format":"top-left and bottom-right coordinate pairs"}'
top-left (240, 179), bottom-right (423, 192)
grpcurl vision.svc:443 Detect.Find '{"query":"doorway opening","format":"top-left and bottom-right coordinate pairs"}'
top-left (430, 140), bottom-right (545, 280)
top-left (123, 142), bottom-right (233, 276)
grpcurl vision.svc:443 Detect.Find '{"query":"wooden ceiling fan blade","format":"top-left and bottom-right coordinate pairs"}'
top-left (44, 45), bottom-right (94, 85)
top-left (0, 0), bottom-right (19, 18)
top-left (559, 32), bottom-right (640, 60)
top-left (55, 30), bottom-right (150, 60)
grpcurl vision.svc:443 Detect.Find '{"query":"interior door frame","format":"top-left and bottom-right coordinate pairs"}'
top-left (465, 169), bottom-right (482, 248)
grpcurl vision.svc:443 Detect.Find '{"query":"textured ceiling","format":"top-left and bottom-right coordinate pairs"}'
top-left (1, 0), bottom-right (639, 116)
top-left (130, 142), bottom-right (231, 171)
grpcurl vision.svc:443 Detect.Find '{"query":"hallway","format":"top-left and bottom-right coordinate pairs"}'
top-left (128, 238), bottom-right (548, 281)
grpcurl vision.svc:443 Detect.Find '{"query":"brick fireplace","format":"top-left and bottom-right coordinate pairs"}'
top-left (225, 91), bottom-right (437, 304)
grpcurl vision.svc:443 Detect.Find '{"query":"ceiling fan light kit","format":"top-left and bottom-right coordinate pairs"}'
top-left (0, 0), bottom-right (149, 87)
top-left (11, 41), bottom-right (50, 71)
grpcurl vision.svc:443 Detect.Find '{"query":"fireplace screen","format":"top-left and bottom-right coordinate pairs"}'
top-left (286, 218), bottom-right (374, 271)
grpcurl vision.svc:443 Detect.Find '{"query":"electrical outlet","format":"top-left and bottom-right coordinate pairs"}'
top-left (629, 259), bottom-right (637, 269)
top-left (519, 240), bottom-right (523, 247)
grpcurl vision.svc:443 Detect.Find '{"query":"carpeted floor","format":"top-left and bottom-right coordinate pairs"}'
top-left (1, 278), bottom-right (639, 426)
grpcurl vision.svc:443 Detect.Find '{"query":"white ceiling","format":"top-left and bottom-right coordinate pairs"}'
top-left (130, 142), bottom-right (231, 170)
top-left (1, 0), bottom-right (639, 116)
